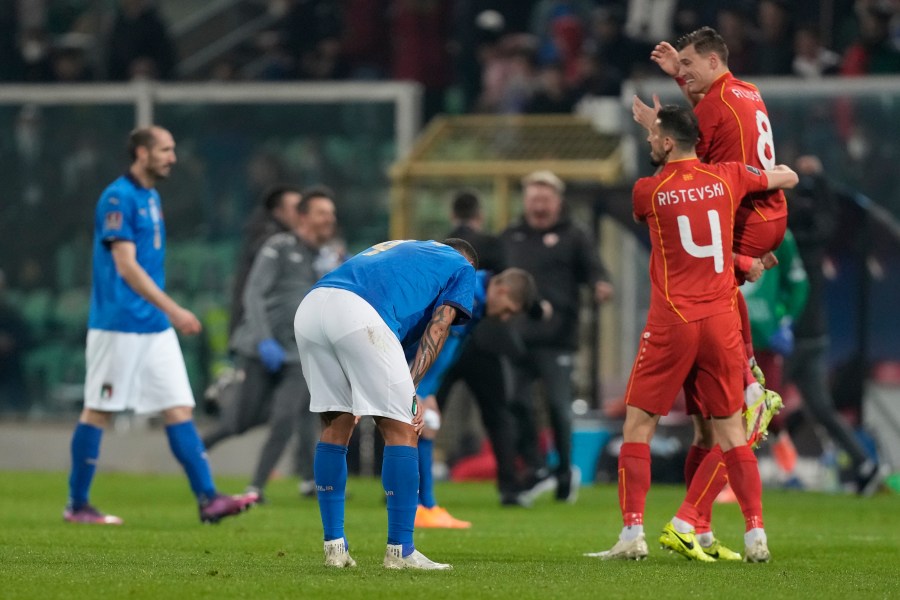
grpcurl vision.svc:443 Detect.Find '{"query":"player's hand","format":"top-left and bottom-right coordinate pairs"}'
top-left (539, 299), bottom-right (554, 321)
top-left (795, 155), bottom-right (824, 175)
top-left (257, 337), bottom-right (286, 372)
top-left (745, 258), bottom-right (765, 282)
top-left (760, 251), bottom-right (779, 270)
top-left (650, 41), bottom-right (680, 77)
top-left (170, 307), bottom-right (202, 335)
top-left (420, 395), bottom-right (441, 440)
top-left (595, 281), bottom-right (614, 304)
top-left (411, 395), bottom-right (425, 435)
top-left (632, 94), bottom-right (661, 131)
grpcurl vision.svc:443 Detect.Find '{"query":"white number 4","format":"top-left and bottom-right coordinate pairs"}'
top-left (677, 211), bottom-right (724, 273)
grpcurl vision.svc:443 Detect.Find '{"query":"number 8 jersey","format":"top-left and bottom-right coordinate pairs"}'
top-left (632, 158), bottom-right (772, 326)
top-left (693, 72), bottom-right (785, 223)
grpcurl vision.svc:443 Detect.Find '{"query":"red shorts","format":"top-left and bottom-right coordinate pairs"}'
top-left (626, 311), bottom-right (745, 418)
top-left (733, 211), bottom-right (786, 256)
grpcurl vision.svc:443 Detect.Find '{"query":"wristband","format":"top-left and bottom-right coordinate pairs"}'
top-left (674, 76), bottom-right (687, 86)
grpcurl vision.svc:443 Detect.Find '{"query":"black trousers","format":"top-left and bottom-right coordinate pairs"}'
top-left (434, 339), bottom-right (520, 495)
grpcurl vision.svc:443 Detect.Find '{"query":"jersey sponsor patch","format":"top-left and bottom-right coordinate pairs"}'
top-left (104, 211), bottom-right (123, 230)
top-left (745, 165), bottom-right (761, 175)
top-left (101, 383), bottom-right (113, 399)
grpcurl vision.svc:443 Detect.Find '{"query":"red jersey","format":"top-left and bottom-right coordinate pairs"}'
top-left (694, 72), bottom-right (785, 222)
top-left (633, 158), bottom-right (771, 325)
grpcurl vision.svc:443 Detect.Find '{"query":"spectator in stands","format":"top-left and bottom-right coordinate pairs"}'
top-left (476, 34), bottom-right (538, 114)
top-left (340, 0), bottom-right (390, 80)
top-left (588, 6), bottom-right (645, 81)
top-left (448, 190), bottom-right (506, 273)
top-left (389, 0), bottom-right (455, 120)
top-left (0, 269), bottom-right (30, 415)
top-left (715, 6), bottom-right (758, 75)
top-left (793, 24), bottom-right (841, 78)
top-left (107, 0), bottom-right (176, 81)
top-left (526, 63), bottom-right (577, 113)
top-left (280, 0), bottom-right (345, 80)
top-left (840, 2), bottom-right (900, 75)
top-left (755, 0), bottom-right (795, 75)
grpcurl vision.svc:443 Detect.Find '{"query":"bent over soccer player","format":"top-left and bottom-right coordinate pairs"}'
top-left (294, 238), bottom-right (477, 570)
top-left (589, 106), bottom-right (798, 563)
top-left (65, 126), bottom-right (257, 525)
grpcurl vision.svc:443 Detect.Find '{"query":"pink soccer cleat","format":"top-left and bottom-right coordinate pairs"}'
top-left (199, 492), bottom-right (258, 524)
top-left (63, 504), bottom-right (124, 525)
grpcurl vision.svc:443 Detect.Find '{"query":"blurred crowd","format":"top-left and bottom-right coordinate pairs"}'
top-left (3, 0), bottom-right (900, 117)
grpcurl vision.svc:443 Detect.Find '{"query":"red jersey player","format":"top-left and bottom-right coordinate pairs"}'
top-left (587, 105), bottom-right (797, 563)
top-left (634, 26), bottom-right (784, 436)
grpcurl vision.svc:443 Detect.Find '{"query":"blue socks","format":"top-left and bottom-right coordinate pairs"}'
top-left (417, 438), bottom-right (436, 508)
top-left (68, 423), bottom-right (103, 509)
top-left (383, 445), bottom-right (419, 557)
top-left (315, 442), bottom-right (348, 542)
top-left (165, 421), bottom-right (217, 504)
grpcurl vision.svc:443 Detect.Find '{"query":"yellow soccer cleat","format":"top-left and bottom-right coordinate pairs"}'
top-left (659, 522), bottom-right (716, 562)
top-left (414, 505), bottom-right (472, 529)
top-left (745, 387), bottom-right (784, 449)
top-left (701, 537), bottom-right (742, 561)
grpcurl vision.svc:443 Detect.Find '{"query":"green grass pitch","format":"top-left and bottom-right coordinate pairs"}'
top-left (1, 472), bottom-right (897, 599)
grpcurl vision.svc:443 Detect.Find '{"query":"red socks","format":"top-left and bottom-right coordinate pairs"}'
top-left (677, 446), bottom-right (727, 533)
top-left (684, 444), bottom-right (710, 486)
top-left (724, 445), bottom-right (765, 531)
top-left (618, 442), bottom-right (651, 527)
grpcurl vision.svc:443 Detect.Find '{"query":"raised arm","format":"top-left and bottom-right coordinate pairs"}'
top-left (651, 41), bottom-right (705, 106)
top-left (409, 304), bottom-right (457, 387)
top-left (110, 241), bottom-right (201, 335)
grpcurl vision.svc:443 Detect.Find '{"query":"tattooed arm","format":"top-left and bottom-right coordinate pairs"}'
top-left (410, 304), bottom-right (458, 387)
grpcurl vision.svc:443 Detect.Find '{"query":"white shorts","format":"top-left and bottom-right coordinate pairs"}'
top-left (84, 328), bottom-right (195, 414)
top-left (294, 288), bottom-right (416, 423)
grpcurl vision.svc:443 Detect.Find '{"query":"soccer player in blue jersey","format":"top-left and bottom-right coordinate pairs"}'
top-left (294, 238), bottom-right (477, 570)
top-left (413, 267), bottom-right (538, 528)
top-left (64, 126), bottom-right (258, 525)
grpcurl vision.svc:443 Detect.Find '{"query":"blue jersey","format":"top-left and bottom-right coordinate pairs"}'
top-left (415, 270), bottom-right (489, 397)
top-left (312, 240), bottom-right (475, 346)
top-left (88, 173), bottom-right (170, 333)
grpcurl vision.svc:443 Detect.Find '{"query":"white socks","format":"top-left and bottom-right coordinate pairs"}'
top-left (620, 525), bottom-right (644, 542)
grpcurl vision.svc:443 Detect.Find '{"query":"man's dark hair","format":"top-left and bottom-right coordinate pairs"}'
top-left (127, 127), bottom-right (158, 160)
top-left (261, 184), bottom-right (302, 212)
top-left (657, 104), bottom-right (700, 151)
top-left (442, 237), bottom-right (479, 269)
top-left (452, 190), bottom-right (480, 221)
top-left (493, 268), bottom-right (538, 313)
top-left (298, 184), bottom-right (335, 214)
top-left (676, 26), bottom-right (729, 64)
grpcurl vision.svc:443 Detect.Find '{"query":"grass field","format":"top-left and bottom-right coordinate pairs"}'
top-left (2, 472), bottom-right (897, 600)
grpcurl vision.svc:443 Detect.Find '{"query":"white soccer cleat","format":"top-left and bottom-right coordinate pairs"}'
top-left (744, 538), bottom-right (771, 563)
top-left (383, 544), bottom-right (452, 570)
top-left (584, 533), bottom-right (648, 561)
top-left (324, 538), bottom-right (356, 568)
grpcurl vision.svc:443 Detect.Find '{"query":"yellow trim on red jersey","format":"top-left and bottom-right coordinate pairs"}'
top-left (650, 170), bottom-right (688, 324)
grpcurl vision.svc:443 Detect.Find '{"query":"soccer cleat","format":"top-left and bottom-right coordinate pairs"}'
top-left (199, 492), bottom-right (257, 524)
top-left (584, 533), bottom-right (648, 560)
top-left (63, 504), bottom-right (124, 525)
top-left (701, 537), bottom-right (742, 561)
top-left (414, 505), bottom-right (472, 529)
top-left (856, 461), bottom-right (890, 497)
top-left (659, 522), bottom-right (716, 562)
top-left (245, 486), bottom-right (267, 505)
top-left (500, 491), bottom-right (532, 508)
top-left (324, 538), bottom-right (356, 568)
top-left (745, 388), bottom-right (784, 449)
top-left (384, 544), bottom-right (452, 570)
top-left (520, 470), bottom-right (557, 506)
top-left (744, 538), bottom-right (771, 563)
top-left (556, 466), bottom-right (582, 504)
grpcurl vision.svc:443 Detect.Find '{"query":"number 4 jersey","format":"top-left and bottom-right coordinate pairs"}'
top-left (632, 158), bottom-right (771, 326)
top-left (694, 72), bottom-right (785, 224)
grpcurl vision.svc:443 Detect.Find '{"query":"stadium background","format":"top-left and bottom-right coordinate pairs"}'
top-left (0, 0), bottom-right (898, 484)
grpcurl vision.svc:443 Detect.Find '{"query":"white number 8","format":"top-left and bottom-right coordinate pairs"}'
top-left (756, 110), bottom-right (775, 170)
top-left (677, 210), bottom-right (724, 273)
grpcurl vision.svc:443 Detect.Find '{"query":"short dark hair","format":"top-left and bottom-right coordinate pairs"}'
top-left (298, 184), bottom-right (335, 214)
top-left (261, 184), bottom-right (302, 212)
top-left (493, 268), bottom-right (538, 312)
top-left (657, 104), bottom-right (700, 152)
top-left (127, 127), bottom-right (158, 160)
top-left (442, 237), bottom-right (479, 269)
top-left (676, 26), bottom-right (729, 64)
top-left (452, 190), bottom-right (480, 221)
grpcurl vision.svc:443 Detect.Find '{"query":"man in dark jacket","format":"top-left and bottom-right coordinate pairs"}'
top-left (501, 170), bottom-right (613, 503)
